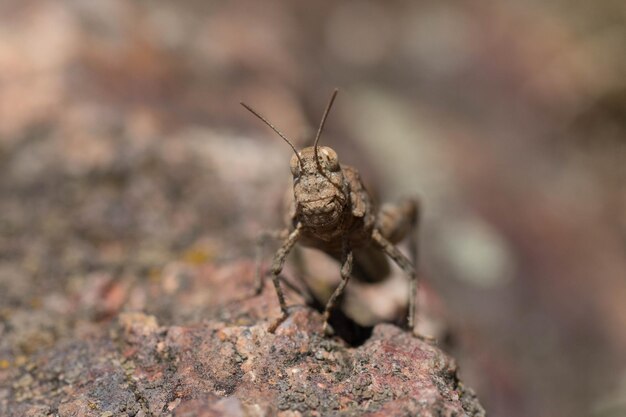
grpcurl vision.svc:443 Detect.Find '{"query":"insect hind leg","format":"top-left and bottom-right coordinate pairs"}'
top-left (376, 197), bottom-right (420, 248)
top-left (373, 197), bottom-right (421, 332)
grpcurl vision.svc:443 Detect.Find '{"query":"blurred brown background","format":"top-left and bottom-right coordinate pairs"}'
top-left (0, 1), bottom-right (625, 416)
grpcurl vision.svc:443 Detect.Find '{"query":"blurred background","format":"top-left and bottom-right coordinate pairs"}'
top-left (0, 1), bottom-right (625, 416)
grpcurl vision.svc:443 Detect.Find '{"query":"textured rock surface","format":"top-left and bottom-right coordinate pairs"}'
top-left (1, 261), bottom-right (484, 417)
top-left (3, 320), bottom-right (483, 417)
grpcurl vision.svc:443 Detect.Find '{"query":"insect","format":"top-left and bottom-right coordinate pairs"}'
top-left (241, 89), bottom-right (421, 336)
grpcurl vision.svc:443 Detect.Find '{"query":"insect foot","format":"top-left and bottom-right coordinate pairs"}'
top-left (242, 89), bottom-right (423, 339)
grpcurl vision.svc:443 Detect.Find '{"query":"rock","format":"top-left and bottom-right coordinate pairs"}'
top-left (1, 261), bottom-right (484, 417)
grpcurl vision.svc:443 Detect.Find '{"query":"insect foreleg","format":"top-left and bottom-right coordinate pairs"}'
top-left (254, 229), bottom-right (290, 294)
top-left (267, 224), bottom-right (302, 333)
top-left (322, 243), bottom-right (353, 336)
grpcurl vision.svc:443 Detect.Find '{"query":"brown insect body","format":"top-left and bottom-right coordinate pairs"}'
top-left (242, 90), bottom-right (420, 336)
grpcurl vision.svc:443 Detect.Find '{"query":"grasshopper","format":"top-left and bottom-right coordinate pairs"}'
top-left (241, 89), bottom-right (421, 336)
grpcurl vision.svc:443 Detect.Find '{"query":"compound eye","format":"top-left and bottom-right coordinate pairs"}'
top-left (321, 147), bottom-right (339, 171)
top-left (289, 154), bottom-right (300, 176)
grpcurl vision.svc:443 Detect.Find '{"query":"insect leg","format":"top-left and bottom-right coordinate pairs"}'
top-left (376, 197), bottom-right (420, 247)
top-left (322, 243), bottom-right (353, 336)
top-left (254, 229), bottom-right (290, 294)
top-left (267, 224), bottom-right (302, 333)
top-left (406, 199), bottom-right (420, 276)
top-left (371, 228), bottom-right (418, 332)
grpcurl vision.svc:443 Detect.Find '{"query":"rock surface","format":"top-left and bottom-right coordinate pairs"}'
top-left (1, 261), bottom-right (484, 417)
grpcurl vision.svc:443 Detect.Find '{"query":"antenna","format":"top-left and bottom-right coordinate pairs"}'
top-left (313, 89), bottom-right (339, 173)
top-left (240, 102), bottom-right (303, 166)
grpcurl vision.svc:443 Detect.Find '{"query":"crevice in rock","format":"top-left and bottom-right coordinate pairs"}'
top-left (305, 295), bottom-right (374, 347)
top-left (327, 307), bottom-right (374, 347)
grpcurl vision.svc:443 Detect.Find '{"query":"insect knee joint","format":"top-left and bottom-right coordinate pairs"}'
top-left (270, 264), bottom-right (282, 276)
